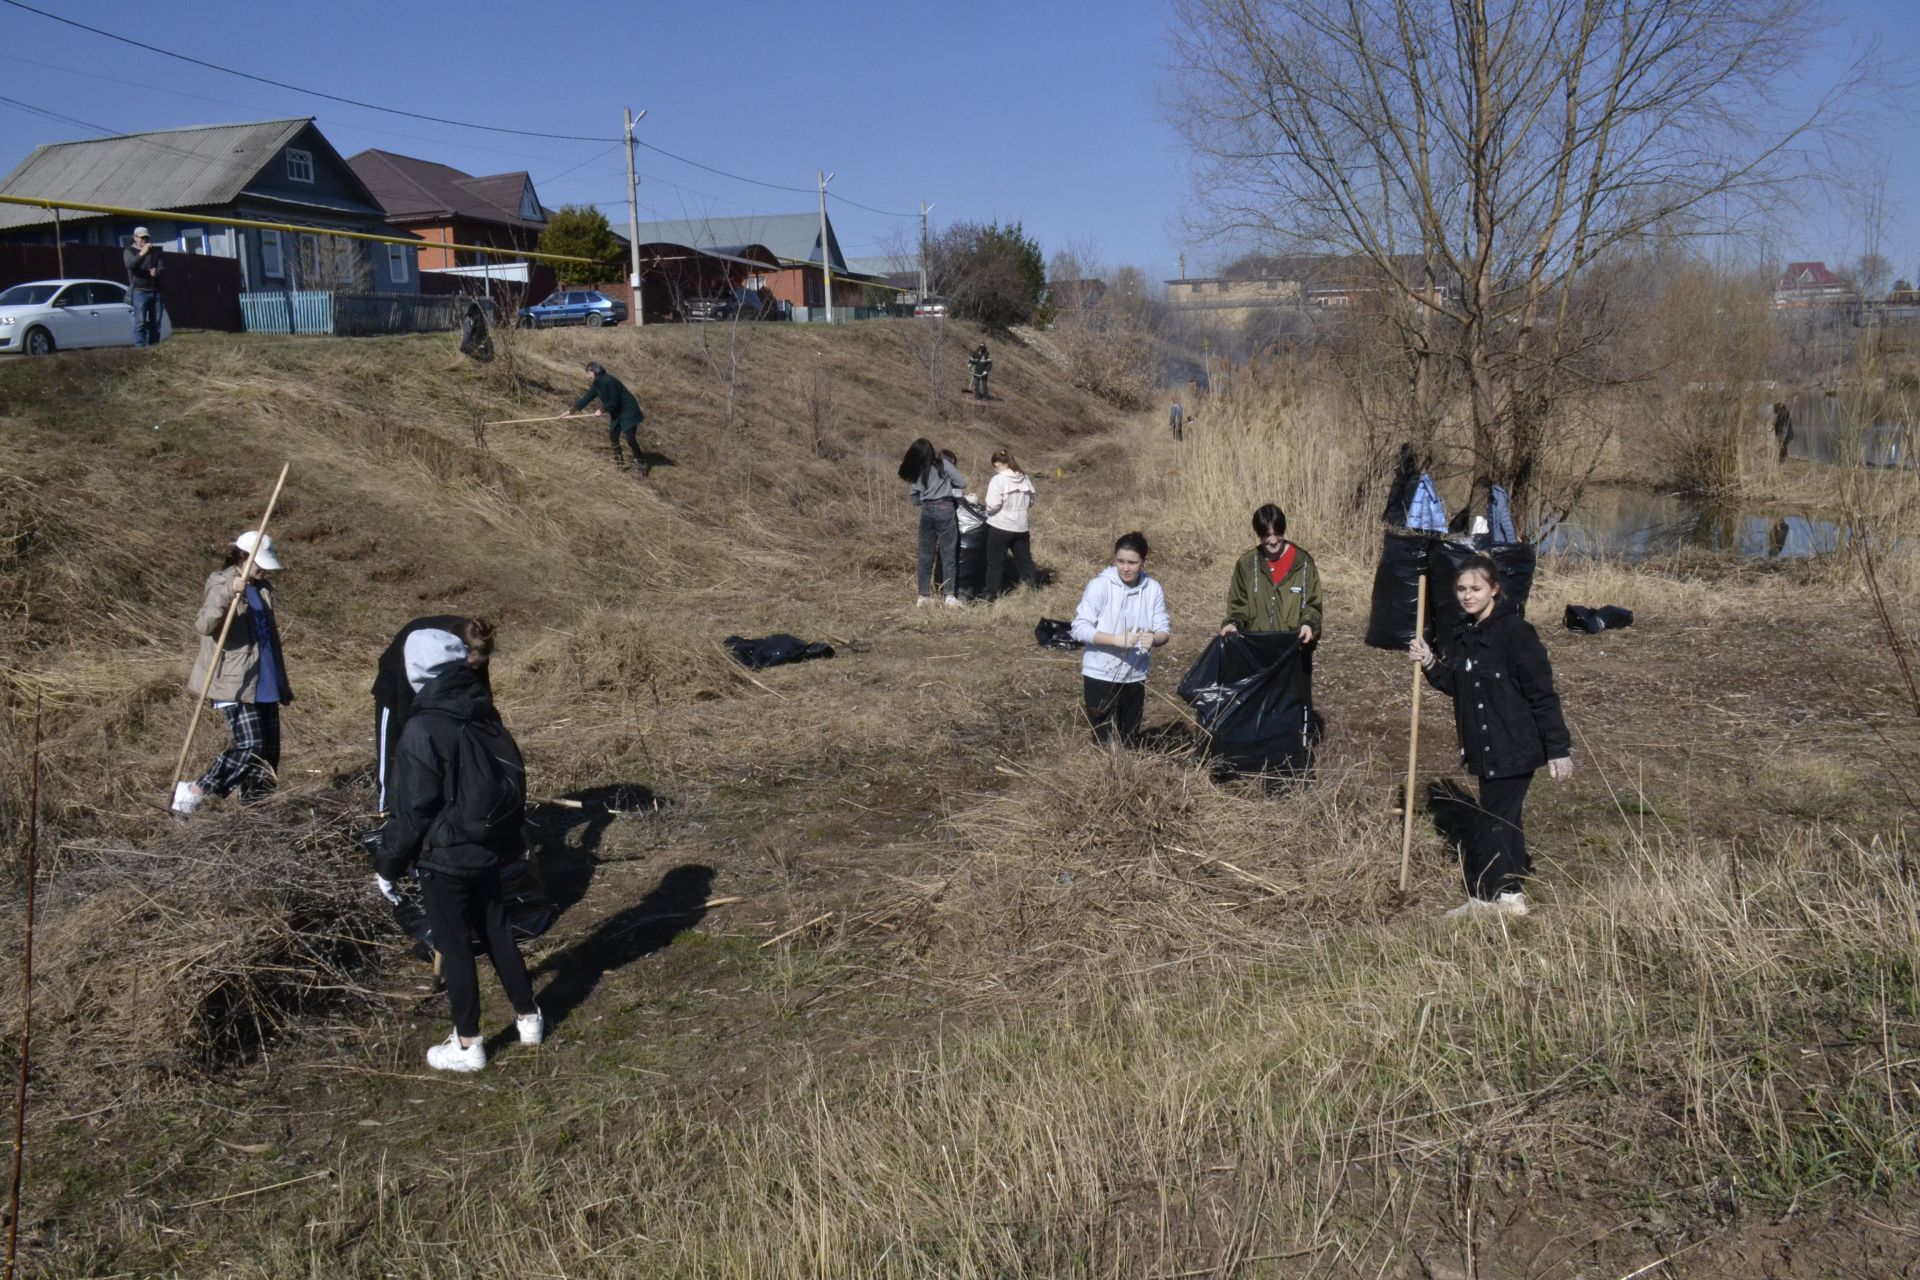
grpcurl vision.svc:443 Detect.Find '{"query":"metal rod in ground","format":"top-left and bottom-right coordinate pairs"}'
top-left (5, 696), bottom-right (43, 1280)
top-left (166, 463), bottom-right (290, 802)
top-left (1399, 574), bottom-right (1430, 893)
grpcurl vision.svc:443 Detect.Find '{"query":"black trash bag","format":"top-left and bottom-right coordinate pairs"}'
top-left (1177, 631), bottom-right (1317, 777)
top-left (1034, 618), bottom-right (1082, 650)
top-left (956, 527), bottom-right (987, 601)
top-left (724, 633), bottom-right (835, 670)
top-left (1564, 604), bottom-right (1633, 634)
top-left (1426, 539), bottom-right (1535, 642)
top-left (1364, 531), bottom-right (1436, 650)
top-left (459, 300), bottom-right (494, 362)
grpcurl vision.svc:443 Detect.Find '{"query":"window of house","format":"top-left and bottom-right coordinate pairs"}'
top-left (387, 243), bottom-right (410, 284)
top-left (180, 228), bottom-right (206, 255)
top-left (285, 148), bottom-right (314, 183)
top-left (261, 230), bottom-right (284, 279)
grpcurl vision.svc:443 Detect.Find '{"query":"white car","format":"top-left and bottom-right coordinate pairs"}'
top-left (0, 278), bottom-right (172, 355)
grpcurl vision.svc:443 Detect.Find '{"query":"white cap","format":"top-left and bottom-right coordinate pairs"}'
top-left (233, 530), bottom-right (281, 570)
top-left (132, 226), bottom-right (151, 238)
top-left (403, 629), bottom-right (467, 692)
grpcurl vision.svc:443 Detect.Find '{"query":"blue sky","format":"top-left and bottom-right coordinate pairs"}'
top-left (0, 0), bottom-right (1913, 285)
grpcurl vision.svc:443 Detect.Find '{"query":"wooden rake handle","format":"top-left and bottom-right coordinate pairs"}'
top-left (1399, 573), bottom-right (1429, 893)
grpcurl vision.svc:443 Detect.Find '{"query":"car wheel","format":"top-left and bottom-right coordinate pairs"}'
top-left (24, 327), bottom-right (54, 356)
top-left (586, 312), bottom-right (606, 327)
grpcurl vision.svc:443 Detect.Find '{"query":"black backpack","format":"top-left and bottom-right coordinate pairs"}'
top-left (433, 712), bottom-right (527, 861)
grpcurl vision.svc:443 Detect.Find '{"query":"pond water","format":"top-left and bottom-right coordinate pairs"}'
top-left (1784, 391), bottom-right (1918, 468)
top-left (1541, 487), bottom-right (1846, 560)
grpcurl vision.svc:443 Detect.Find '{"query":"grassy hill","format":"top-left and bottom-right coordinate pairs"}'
top-left (1, 322), bottom-right (1918, 1277)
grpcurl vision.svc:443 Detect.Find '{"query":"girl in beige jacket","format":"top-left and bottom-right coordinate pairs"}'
top-left (174, 531), bottom-right (294, 814)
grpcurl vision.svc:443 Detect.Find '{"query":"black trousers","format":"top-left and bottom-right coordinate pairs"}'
top-left (1084, 676), bottom-right (1144, 747)
top-left (1464, 772), bottom-right (1533, 899)
top-left (609, 416), bottom-right (643, 465)
top-left (984, 527), bottom-right (1035, 597)
top-left (421, 867), bottom-right (537, 1038)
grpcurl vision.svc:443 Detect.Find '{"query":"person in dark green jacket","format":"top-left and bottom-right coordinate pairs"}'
top-left (1219, 503), bottom-right (1322, 642)
top-left (564, 361), bottom-right (648, 475)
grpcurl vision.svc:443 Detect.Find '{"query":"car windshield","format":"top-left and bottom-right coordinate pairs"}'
top-left (538, 293), bottom-right (563, 307)
top-left (0, 284), bottom-right (59, 306)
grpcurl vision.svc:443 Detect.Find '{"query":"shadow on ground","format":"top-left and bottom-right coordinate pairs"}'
top-left (525, 783), bottom-right (666, 916)
top-left (532, 863), bottom-right (715, 1030)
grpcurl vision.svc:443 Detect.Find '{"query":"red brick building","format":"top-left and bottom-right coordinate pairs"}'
top-left (348, 149), bottom-right (549, 270)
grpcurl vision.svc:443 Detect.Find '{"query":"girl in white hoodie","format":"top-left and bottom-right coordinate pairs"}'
top-left (982, 447), bottom-right (1038, 598)
top-left (1069, 531), bottom-right (1171, 746)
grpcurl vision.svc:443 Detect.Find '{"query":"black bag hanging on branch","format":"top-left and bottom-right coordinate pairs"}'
top-left (1426, 539), bottom-right (1536, 641)
top-left (1363, 531), bottom-right (1436, 650)
top-left (1177, 631), bottom-right (1318, 778)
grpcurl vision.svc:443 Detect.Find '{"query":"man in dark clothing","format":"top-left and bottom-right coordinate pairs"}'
top-left (375, 629), bottom-right (541, 1072)
top-left (565, 361), bottom-right (648, 475)
top-left (123, 227), bottom-right (164, 347)
top-left (969, 344), bottom-right (992, 400)
top-left (1772, 400), bottom-right (1794, 464)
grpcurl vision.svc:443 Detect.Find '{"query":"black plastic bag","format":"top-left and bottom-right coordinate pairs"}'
top-left (1034, 618), bottom-right (1082, 650)
top-left (1177, 631), bottom-right (1316, 777)
top-left (1564, 603), bottom-right (1633, 633)
top-left (1427, 540), bottom-right (1535, 642)
top-left (724, 633), bottom-right (835, 670)
top-left (1364, 531), bottom-right (1435, 650)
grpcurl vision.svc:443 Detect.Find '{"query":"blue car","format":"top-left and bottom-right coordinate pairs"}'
top-left (517, 289), bottom-right (628, 328)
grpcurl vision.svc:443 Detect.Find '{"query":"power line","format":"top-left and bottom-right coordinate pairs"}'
top-left (2, 0), bottom-right (921, 223)
top-left (0, 0), bottom-right (616, 143)
top-left (631, 139), bottom-right (813, 195)
top-left (829, 191), bottom-right (915, 219)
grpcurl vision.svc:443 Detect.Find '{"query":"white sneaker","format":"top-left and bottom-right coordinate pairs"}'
top-left (171, 781), bottom-right (203, 815)
top-left (1442, 897), bottom-right (1491, 920)
top-left (425, 1031), bottom-right (485, 1073)
top-left (915, 595), bottom-right (932, 607)
top-left (944, 595), bottom-right (962, 608)
top-left (1492, 891), bottom-right (1530, 918)
top-left (516, 1007), bottom-right (545, 1046)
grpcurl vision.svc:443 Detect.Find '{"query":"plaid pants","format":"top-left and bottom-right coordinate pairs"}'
top-left (200, 702), bottom-right (281, 798)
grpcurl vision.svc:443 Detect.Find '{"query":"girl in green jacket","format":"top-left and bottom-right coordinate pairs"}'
top-left (1219, 503), bottom-right (1322, 642)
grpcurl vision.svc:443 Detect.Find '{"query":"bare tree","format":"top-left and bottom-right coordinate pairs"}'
top-left (1171, 0), bottom-right (1857, 529)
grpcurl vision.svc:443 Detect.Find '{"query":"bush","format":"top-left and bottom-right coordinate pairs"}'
top-left (929, 220), bottom-right (1046, 328)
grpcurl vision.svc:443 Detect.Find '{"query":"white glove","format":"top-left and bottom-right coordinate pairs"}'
top-left (374, 874), bottom-right (402, 905)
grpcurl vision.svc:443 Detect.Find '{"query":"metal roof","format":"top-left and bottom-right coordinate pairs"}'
top-left (629, 213), bottom-right (845, 270)
top-left (348, 149), bottom-right (546, 230)
top-left (0, 118), bottom-right (382, 231)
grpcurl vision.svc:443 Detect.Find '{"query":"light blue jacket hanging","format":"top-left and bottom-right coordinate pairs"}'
top-left (1407, 474), bottom-right (1447, 532)
top-left (1487, 484), bottom-right (1518, 544)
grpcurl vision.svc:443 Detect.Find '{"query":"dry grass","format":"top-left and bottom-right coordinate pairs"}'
top-left (4, 328), bottom-right (1920, 1277)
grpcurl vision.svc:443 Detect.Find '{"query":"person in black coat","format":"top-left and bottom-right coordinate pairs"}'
top-left (1410, 554), bottom-right (1573, 918)
top-left (375, 626), bottom-right (542, 1073)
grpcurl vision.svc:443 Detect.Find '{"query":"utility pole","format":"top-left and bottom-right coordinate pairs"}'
top-left (918, 200), bottom-right (935, 303)
top-left (817, 169), bottom-right (836, 324)
top-left (624, 108), bottom-right (647, 327)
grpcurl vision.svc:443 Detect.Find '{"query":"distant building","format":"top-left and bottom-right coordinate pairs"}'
top-left (1773, 261), bottom-right (1853, 309)
top-left (0, 118), bottom-right (417, 293)
top-left (347, 150), bottom-right (550, 270)
top-left (1046, 278), bottom-right (1109, 311)
top-left (629, 213), bottom-right (863, 313)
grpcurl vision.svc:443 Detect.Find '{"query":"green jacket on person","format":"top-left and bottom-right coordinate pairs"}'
top-left (574, 371), bottom-right (643, 429)
top-left (1223, 543), bottom-right (1323, 635)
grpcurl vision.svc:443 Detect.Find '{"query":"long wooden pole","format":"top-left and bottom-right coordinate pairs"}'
top-left (480, 414), bottom-right (572, 427)
top-left (1398, 574), bottom-right (1430, 893)
top-left (166, 464), bottom-right (290, 801)
top-left (4, 697), bottom-right (42, 1280)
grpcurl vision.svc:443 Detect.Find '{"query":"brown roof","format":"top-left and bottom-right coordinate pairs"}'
top-left (347, 149), bottom-right (545, 231)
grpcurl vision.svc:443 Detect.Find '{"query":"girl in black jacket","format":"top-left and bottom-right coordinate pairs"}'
top-left (1410, 555), bottom-right (1573, 918)
top-left (375, 623), bottom-right (542, 1072)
